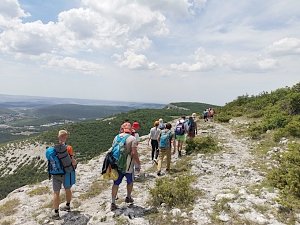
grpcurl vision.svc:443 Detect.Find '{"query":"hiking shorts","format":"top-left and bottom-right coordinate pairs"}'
top-left (52, 171), bottom-right (75, 192)
top-left (175, 135), bottom-right (185, 142)
top-left (113, 172), bottom-right (134, 185)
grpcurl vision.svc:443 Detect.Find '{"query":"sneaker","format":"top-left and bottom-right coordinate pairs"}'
top-left (60, 205), bottom-right (71, 212)
top-left (111, 203), bottom-right (118, 211)
top-left (153, 159), bottom-right (158, 165)
top-left (157, 171), bottom-right (162, 176)
top-left (51, 211), bottom-right (60, 220)
top-left (125, 196), bottom-right (134, 203)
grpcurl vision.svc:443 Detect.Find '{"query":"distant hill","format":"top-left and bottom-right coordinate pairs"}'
top-left (0, 94), bottom-right (165, 109)
top-left (33, 104), bottom-right (134, 120)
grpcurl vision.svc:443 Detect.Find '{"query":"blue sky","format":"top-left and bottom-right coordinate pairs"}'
top-left (0, 0), bottom-right (299, 105)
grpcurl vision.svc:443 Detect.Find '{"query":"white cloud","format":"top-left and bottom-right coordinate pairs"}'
top-left (81, 0), bottom-right (169, 36)
top-left (267, 37), bottom-right (300, 56)
top-left (114, 50), bottom-right (157, 70)
top-left (170, 48), bottom-right (218, 72)
top-left (170, 47), bottom-right (278, 73)
top-left (127, 36), bottom-right (152, 52)
top-left (0, 0), bottom-right (28, 19)
top-left (47, 56), bottom-right (103, 74)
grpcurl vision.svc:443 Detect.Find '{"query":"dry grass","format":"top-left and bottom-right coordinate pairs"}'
top-left (0, 198), bottom-right (20, 216)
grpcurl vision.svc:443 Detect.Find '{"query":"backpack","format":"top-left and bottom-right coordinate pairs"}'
top-left (188, 121), bottom-right (196, 132)
top-left (111, 134), bottom-right (131, 173)
top-left (46, 147), bottom-right (65, 178)
top-left (54, 144), bottom-right (74, 173)
top-left (159, 130), bottom-right (171, 149)
top-left (175, 121), bottom-right (185, 135)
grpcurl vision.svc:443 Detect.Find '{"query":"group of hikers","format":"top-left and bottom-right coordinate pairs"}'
top-left (46, 110), bottom-right (212, 219)
top-left (203, 108), bottom-right (215, 122)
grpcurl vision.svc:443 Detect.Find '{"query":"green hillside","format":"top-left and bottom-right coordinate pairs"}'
top-left (0, 102), bottom-right (202, 199)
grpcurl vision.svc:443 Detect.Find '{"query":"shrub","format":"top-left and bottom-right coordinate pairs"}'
top-left (285, 119), bottom-right (300, 138)
top-left (149, 175), bottom-right (198, 208)
top-left (268, 143), bottom-right (300, 209)
top-left (215, 113), bottom-right (231, 123)
top-left (262, 113), bottom-right (289, 131)
top-left (273, 128), bottom-right (289, 142)
top-left (185, 136), bottom-right (220, 155)
top-left (247, 124), bottom-right (264, 139)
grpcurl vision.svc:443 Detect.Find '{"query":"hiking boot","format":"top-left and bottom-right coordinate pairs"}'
top-left (157, 171), bottom-right (162, 176)
top-left (111, 203), bottom-right (118, 211)
top-left (51, 211), bottom-right (60, 220)
top-left (60, 204), bottom-right (71, 212)
top-left (125, 196), bottom-right (134, 203)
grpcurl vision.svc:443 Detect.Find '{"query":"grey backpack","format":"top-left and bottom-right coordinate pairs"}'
top-left (54, 144), bottom-right (74, 173)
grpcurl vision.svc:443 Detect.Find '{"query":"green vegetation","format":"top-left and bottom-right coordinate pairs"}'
top-left (185, 136), bottom-right (220, 155)
top-left (0, 161), bottom-right (47, 200)
top-left (268, 143), bottom-right (300, 209)
top-left (149, 175), bottom-right (200, 208)
top-left (0, 198), bottom-right (20, 216)
top-left (218, 82), bottom-right (300, 140)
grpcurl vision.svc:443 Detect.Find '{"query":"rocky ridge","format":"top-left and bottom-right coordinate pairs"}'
top-left (0, 118), bottom-right (298, 225)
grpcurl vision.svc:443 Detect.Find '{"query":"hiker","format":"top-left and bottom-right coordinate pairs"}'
top-left (49, 130), bottom-right (77, 219)
top-left (157, 123), bottom-right (175, 176)
top-left (148, 121), bottom-right (161, 163)
top-left (208, 108), bottom-right (215, 122)
top-left (203, 109), bottom-right (209, 122)
top-left (192, 112), bottom-right (197, 121)
top-left (158, 118), bottom-right (165, 130)
top-left (175, 116), bottom-right (188, 157)
top-left (132, 121), bottom-right (140, 142)
top-left (119, 119), bottom-right (130, 133)
top-left (187, 116), bottom-right (197, 139)
top-left (111, 122), bottom-right (141, 211)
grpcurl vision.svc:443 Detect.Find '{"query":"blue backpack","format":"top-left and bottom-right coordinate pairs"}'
top-left (46, 147), bottom-right (65, 177)
top-left (111, 134), bottom-right (131, 173)
top-left (159, 130), bottom-right (171, 149)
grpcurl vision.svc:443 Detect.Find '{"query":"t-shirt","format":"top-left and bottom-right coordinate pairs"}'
top-left (149, 127), bottom-right (161, 140)
top-left (113, 134), bottom-right (138, 173)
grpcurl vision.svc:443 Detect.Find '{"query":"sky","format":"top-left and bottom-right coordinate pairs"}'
top-left (0, 0), bottom-right (299, 106)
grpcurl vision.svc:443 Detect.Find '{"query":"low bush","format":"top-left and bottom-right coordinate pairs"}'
top-left (149, 175), bottom-right (198, 208)
top-left (215, 113), bottom-right (231, 123)
top-left (268, 143), bottom-right (300, 209)
top-left (185, 136), bottom-right (220, 155)
top-left (247, 124), bottom-right (264, 139)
